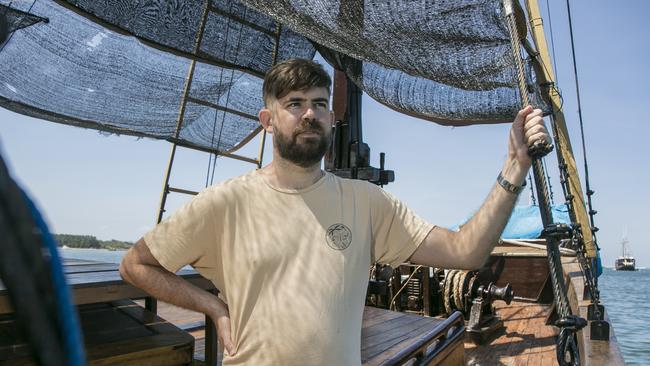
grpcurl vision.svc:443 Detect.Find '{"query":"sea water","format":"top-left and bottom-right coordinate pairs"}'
top-left (58, 248), bottom-right (646, 364)
top-left (599, 267), bottom-right (650, 365)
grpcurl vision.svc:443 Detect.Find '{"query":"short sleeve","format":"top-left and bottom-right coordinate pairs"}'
top-left (144, 187), bottom-right (220, 273)
top-left (370, 186), bottom-right (434, 268)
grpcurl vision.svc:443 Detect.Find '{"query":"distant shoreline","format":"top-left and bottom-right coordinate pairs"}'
top-left (54, 234), bottom-right (132, 251)
top-left (60, 245), bottom-right (128, 252)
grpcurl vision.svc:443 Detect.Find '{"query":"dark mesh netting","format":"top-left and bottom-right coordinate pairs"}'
top-left (0, 0), bottom-right (545, 154)
top-left (0, 4), bottom-right (47, 33)
top-left (56, 0), bottom-right (315, 77)
top-left (240, 0), bottom-right (542, 125)
top-left (0, 0), bottom-right (290, 153)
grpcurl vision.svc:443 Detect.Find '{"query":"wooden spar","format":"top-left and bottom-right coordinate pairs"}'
top-left (524, 0), bottom-right (597, 258)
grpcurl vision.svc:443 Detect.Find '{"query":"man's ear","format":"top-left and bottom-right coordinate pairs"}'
top-left (258, 108), bottom-right (273, 134)
top-left (329, 110), bottom-right (336, 127)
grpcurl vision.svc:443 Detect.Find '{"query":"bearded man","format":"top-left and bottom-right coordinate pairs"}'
top-left (120, 59), bottom-right (550, 365)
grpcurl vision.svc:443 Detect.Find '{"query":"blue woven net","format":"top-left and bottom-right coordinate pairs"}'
top-left (0, 0), bottom-right (544, 153)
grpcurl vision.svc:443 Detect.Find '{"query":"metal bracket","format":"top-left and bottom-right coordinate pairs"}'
top-left (590, 319), bottom-right (610, 341)
top-left (587, 303), bottom-right (605, 321)
top-left (542, 223), bottom-right (572, 240)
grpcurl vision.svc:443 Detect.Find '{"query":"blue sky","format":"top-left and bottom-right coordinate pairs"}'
top-left (0, 1), bottom-right (648, 267)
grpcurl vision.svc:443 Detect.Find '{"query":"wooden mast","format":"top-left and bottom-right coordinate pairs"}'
top-left (524, 0), bottom-right (597, 258)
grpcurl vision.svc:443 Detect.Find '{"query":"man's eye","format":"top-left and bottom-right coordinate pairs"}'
top-left (288, 102), bottom-right (301, 108)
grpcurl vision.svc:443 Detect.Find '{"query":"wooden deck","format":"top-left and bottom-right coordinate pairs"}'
top-left (137, 300), bottom-right (218, 363)
top-left (153, 300), bottom-right (558, 366)
top-left (464, 301), bottom-right (558, 366)
top-left (152, 301), bottom-right (465, 365)
top-left (153, 300), bottom-right (560, 365)
top-left (1, 257), bottom-right (624, 365)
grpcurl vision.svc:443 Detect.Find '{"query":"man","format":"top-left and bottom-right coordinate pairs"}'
top-left (120, 59), bottom-right (549, 365)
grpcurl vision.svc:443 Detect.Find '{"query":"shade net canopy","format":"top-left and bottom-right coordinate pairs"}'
top-left (0, 0), bottom-right (544, 154)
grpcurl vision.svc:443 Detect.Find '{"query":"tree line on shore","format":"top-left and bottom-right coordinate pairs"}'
top-left (54, 234), bottom-right (133, 251)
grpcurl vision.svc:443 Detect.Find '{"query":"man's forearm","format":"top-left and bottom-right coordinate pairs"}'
top-left (120, 241), bottom-right (236, 355)
top-left (411, 157), bottom-right (529, 270)
top-left (411, 107), bottom-right (547, 270)
top-left (120, 256), bottom-right (224, 318)
top-left (454, 158), bottom-right (528, 268)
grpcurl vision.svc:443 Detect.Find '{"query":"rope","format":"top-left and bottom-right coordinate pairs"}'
top-left (564, 0), bottom-right (602, 305)
top-left (502, 2), bottom-right (585, 364)
top-left (565, 0), bottom-right (599, 251)
top-left (205, 0), bottom-right (234, 187)
top-left (205, 2), bottom-right (248, 186)
top-left (499, 238), bottom-right (576, 256)
top-left (210, 7), bottom-right (248, 185)
top-left (527, 172), bottom-right (536, 205)
top-left (543, 157), bottom-right (554, 204)
top-left (389, 265), bottom-right (422, 311)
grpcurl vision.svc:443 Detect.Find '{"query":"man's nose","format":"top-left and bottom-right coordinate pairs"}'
top-left (303, 105), bottom-right (316, 119)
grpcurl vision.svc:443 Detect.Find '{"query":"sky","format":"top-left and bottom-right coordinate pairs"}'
top-left (0, 1), bottom-right (648, 267)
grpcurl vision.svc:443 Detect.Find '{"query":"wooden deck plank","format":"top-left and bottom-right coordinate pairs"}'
top-left (1, 300), bottom-right (195, 365)
top-left (465, 301), bottom-right (557, 366)
top-left (361, 306), bottom-right (404, 328)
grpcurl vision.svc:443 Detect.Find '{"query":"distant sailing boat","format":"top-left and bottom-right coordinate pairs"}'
top-left (615, 236), bottom-right (636, 271)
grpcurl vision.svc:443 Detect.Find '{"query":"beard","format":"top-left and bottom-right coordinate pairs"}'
top-left (274, 119), bottom-right (331, 168)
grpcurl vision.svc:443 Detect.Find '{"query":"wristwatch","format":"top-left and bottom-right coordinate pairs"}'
top-left (497, 172), bottom-right (526, 194)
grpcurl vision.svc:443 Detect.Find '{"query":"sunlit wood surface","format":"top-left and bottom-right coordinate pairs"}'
top-left (464, 301), bottom-right (558, 366)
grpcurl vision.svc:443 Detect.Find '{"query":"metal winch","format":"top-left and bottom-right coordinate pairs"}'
top-left (441, 269), bottom-right (514, 344)
top-left (366, 265), bottom-right (514, 344)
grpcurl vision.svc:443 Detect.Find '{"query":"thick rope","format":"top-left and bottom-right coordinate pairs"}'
top-left (503, 2), bottom-right (585, 364)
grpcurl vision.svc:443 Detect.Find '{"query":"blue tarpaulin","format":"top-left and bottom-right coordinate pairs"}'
top-left (451, 204), bottom-right (572, 239)
top-left (450, 204), bottom-right (604, 276)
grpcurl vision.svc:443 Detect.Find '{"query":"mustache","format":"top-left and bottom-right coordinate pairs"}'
top-left (293, 119), bottom-right (324, 136)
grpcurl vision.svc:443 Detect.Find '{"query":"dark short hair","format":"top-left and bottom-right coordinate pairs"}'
top-left (262, 59), bottom-right (331, 107)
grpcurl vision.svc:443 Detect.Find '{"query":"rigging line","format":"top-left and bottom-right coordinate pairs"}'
top-left (389, 266), bottom-right (423, 312)
top-left (544, 0), bottom-right (559, 82)
top-left (209, 4), bottom-right (249, 186)
top-left (0, 0), bottom-right (36, 54)
top-left (205, 0), bottom-right (234, 187)
top-left (565, 0), bottom-right (597, 242)
top-left (542, 157), bottom-right (554, 204)
top-left (527, 172), bottom-right (536, 206)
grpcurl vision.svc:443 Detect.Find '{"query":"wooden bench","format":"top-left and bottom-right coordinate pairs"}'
top-left (0, 299), bottom-right (194, 365)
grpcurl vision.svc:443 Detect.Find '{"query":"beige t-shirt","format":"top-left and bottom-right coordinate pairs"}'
top-left (145, 170), bottom-right (433, 365)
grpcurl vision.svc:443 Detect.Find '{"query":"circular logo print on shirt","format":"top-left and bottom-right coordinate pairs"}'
top-left (326, 224), bottom-right (352, 250)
